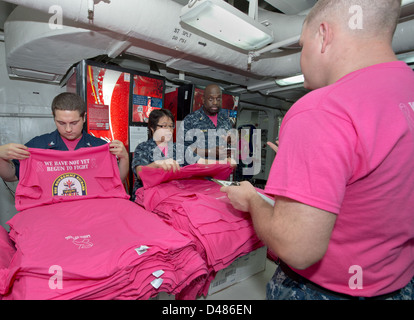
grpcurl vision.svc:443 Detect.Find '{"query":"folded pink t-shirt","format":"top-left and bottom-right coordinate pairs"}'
top-left (3, 198), bottom-right (207, 300)
top-left (138, 163), bottom-right (233, 189)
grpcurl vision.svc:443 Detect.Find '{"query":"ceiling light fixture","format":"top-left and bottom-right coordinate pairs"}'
top-left (180, 0), bottom-right (274, 51)
top-left (399, 53), bottom-right (414, 63)
top-left (275, 74), bottom-right (304, 87)
top-left (402, 0), bottom-right (414, 6)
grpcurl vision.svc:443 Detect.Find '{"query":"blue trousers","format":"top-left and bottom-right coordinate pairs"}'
top-left (266, 262), bottom-right (414, 300)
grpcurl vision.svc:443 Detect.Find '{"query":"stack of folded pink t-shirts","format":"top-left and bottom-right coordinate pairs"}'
top-left (0, 226), bottom-right (16, 300)
top-left (2, 198), bottom-right (207, 300)
top-left (0, 145), bottom-right (207, 300)
top-left (135, 164), bottom-right (264, 297)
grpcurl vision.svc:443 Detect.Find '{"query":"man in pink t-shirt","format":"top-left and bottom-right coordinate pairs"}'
top-left (222, 0), bottom-right (414, 299)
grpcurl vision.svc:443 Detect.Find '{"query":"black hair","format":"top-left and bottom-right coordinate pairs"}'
top-left (148, 109), bottom-right (175, 138)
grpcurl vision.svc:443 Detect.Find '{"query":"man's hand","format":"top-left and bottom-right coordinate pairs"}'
top-left (109, 140), bottom-right (128, 160)
top-left (0, 143), bottom-right (30, 160)
top-left (0, 143), bottom-right (27, 182)
top-left (153, 158), bottom-right (181, 172)
top-left (220, 181), bottom-right (261, 212)
top-left (267, 140), bottom-right (279, 153)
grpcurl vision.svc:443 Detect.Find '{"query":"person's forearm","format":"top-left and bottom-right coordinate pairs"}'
top-left (247, 194), bottom-right (276, 249)
top-left (249, 195), bottom-right (336, 270)
top-left (248, 198), bottom-right (306, 268)
top-left (0, 158), bottom-right (18, 182)
top-left (117, 157), bottom-right (129, 182)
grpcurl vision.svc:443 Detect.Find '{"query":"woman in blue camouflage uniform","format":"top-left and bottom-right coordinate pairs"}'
top-left (131, 109), bottom-right (182, 200)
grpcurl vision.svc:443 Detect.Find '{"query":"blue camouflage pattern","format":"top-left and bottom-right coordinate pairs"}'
top-left (176, 108), bottom-right (233, 164)
top-left (131, 138), bottom-right (181, 197)
top-left (266, 262), bottom-right (414, 300)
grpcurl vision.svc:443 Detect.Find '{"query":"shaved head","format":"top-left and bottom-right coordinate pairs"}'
top-left (203, 84), bottom-right (222, 116)
top-left (305, 0), bottom-right (402, 41)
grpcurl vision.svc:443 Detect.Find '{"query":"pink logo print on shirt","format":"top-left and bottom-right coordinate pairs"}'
top-left (73, 238), bottom-right (93, 249)
top-left (65, 235), bottom-right (93, 249)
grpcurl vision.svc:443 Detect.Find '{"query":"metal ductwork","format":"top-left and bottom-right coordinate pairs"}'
top-left (2, 0), bottom-right (303, 85)
top-left (2, 0), bottom-right (414, 99)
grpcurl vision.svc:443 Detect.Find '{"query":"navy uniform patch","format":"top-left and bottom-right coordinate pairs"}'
top-left (53, 173), bottom-right (87, 196)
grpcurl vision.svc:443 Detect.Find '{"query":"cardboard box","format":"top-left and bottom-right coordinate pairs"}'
top-left (153, 246), bottom-right (267, 299)
top-left (208, 246), bottom-right (267, 295)
top-left (153, 292), bottom-right (175, 300)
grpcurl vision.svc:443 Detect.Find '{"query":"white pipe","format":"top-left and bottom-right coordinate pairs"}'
top-left (2, 0), bottom-right (304, 79)
top-left (2, 0), bottom-right (414, 81)
top-left (253, 35), bottom-right (301, 56)
top-left (248, 0), bottom-right (259, 20)
top-left (0, 113), bottom-right (53, 118)
top-left (393, 19), bottom-right (414, 53)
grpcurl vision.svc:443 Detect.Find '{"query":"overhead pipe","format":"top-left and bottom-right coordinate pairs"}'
top-left (2, 0), bottom-right (305, 80)
top-left (2, 0), bottom-right (414, 84)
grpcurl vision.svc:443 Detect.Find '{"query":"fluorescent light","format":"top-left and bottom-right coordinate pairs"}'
top-left (398, 52), bottom-right (414, 64)
top-left (276, 74), bottom-right (304, 86)
top-left (180, 0), bottom-right (274, 51)
top-left (402, 0), bottom-right (414, 6)
top-left (405, 56), bottom-right (414, 64)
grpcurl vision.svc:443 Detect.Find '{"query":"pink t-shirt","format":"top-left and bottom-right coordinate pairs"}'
top-left (61, 136), bottom-right (81, 151)
top-left (157, 144), bottom-right (168, 156)
top-left (15, 144), bottom-right (129, 210)
top-left (265, 61), bottom-right (414, 297)
top-left (138, 163), bottom-right (233, 189)
top-left (3, 198), bottom-right (207, 299)
top-left (207, 114), bottom-right (218, 127)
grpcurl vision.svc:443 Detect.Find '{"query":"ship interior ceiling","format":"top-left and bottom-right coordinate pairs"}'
top-left (0, 0), bottom-right (308, 110)
top-left (0, 0), bottom-right (411, 113)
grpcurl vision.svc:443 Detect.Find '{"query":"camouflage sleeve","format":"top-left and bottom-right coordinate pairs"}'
top-left (131, 141), bottom-right (154, 178)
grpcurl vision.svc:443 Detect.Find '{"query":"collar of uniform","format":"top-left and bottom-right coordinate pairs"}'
top-left (48, 130), bottom-right (93, 150)
top-left (199, 107), bottom-right (223, 121)
top-left (77, 131), bottom-right (95, 148)
top-left (45, 130), bottom-right (65, 150)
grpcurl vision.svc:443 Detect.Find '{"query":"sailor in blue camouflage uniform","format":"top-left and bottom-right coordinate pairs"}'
top-left (131, 109), bottom-right (182, 200)
top-left (177, 84), bottom-right (233, 165)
